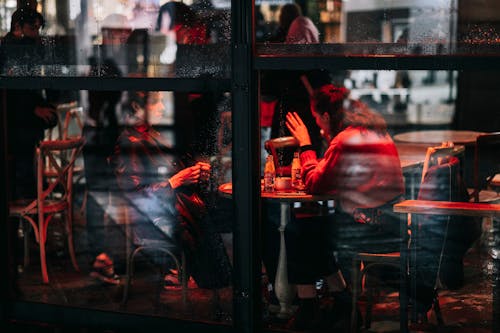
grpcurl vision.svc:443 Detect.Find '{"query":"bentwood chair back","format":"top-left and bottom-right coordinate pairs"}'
top-left (471, 132), bottom-right (500, 203)
top-left (46, 107), bottom-right (87, 215)
top-left (8, 137), bottom-right (85, 283)
top-left (350, 145), bottom-right (466, 330)
top-left (264, 136), bottom-right (299, 177)
top-left (62, 107), bottom-right (84, 140)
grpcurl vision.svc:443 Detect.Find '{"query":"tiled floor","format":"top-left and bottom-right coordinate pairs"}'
top-left (9, 195), bottom-right (498, 332)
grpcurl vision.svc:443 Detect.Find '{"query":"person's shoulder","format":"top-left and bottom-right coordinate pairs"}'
top-left (117, 127), bottom-right (139, 144)
top-left (286, 16), bottom-right (319, 44)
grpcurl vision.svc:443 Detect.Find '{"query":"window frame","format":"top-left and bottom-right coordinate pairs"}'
top-left (1, 0), bottom-right (499, 331)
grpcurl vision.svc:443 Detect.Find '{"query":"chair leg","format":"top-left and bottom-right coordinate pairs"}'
top-left (121, 247), bottom-right (141, 307)
top-left (365, 286), bottom-right (375, 329)
top-left (39, 224), bottom-right (49, 284)
top-left (351, 258), bottom-right (361, 332)
top-left (79, 188), bottom-right (88, 218)
top-left (433, 291), bottom-right (444, 326)
top-left (18, 219), bottom-right (30, 268)
top-left (65, 210), bottom-right (80, 272)
top-left (154, 265), bottom-right (166, 313)
top-left (181, 251), bottom-right (187, 305)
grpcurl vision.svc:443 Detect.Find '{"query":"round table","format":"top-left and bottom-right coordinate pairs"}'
top-left (218, 183), bottom-right (334, 319)
top-left (394, 130), bottom-right (485, 146)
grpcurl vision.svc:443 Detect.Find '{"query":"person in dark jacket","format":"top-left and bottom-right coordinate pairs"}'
top-left (3, 7), bottom-right (57, 200)
top-left (109, 91), bottom-right (232, 289)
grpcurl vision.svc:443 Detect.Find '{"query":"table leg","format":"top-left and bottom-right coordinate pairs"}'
top-left (493, 216), bottom-right (499, 333)
top-left (274, 202), bottom-right (296, 319)
top-left (400, 212), bottom-right (409, 333)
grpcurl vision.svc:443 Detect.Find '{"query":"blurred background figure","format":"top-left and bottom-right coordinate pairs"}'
top-left (155, 1), bottom-right (208, 64)
top-left (267, 3), bottom-right (319, 44)
top-left (2, 6), bottom-right (58, 200)
top-left (110, 90), bottom-right (232, 290)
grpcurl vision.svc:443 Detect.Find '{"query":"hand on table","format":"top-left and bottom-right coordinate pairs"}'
top-left (286, 112), bottom-right (311, 146)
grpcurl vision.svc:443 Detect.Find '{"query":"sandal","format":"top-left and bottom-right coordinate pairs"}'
top-left (163, 269), bottom-right (197, 290)
top-left (90, 253), bottom-right (120, 285)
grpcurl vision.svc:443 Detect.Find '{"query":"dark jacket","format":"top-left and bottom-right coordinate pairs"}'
top-left (111, 125), bottom-right (232, 288)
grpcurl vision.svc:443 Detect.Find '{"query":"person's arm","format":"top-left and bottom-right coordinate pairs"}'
top-left (300, 138), bottom-right (342, 194)
top-left (112, 137), bottom-right (209, 197)
top-left (286, 111), bottom-right (342, 194)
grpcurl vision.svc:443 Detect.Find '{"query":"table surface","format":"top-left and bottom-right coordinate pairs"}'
top-left (218, 183), bottom-right (334, 202)
top-left (393, 130), bottom-right (485, 145)
top-left (219, 144), bottom-right (465, 195)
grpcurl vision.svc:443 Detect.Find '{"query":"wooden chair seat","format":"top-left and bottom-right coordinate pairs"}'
top-left (468, 188), bottom-right (500, 203)
top-left (9, 199), bottom-right (68, 216)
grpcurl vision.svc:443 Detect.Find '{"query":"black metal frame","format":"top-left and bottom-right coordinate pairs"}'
top-left (1, 0), bottom-right (500, 331)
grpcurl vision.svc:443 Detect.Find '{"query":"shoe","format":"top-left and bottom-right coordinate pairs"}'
top-left (90, 253), bottom-right (120, 285)
top-left (164, 269), bottom-right (182, 290)
top-left (164, 269), bottom-right (197, 290)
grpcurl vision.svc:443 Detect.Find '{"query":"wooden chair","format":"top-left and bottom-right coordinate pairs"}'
top-left (105, 192), bottom-right (187, 309)
top-left (350, 145), bottom-right (465, 331)
top-left (393, 200), bottom-right (500, 333)
top-left (45, 102), bottom-right (79, 141)
top-left (46, 107), bottom-right (87, 215)
top-left (8, 137), bottom-right (85, 283)
top-left (62, 107), bottom-right (84, 140)
top-left (470, 132), bottom-right (500, 203)
top-left (264, 136), bottom-right (299, 177)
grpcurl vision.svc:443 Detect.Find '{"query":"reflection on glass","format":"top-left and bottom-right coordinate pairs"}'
top-left (6, 87), bottom-right (233, 324)
top-left (256, 0), bottom-right (500, 56)
top-left (0, 0), bottom-right (231, 77)
top-left (261, 69), bottom-right (457, 148)
top-left (258, 68), bottom-right (496, 331)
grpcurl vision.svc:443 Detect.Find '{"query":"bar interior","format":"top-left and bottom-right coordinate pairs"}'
top-left (1, 0), bottom-right (499, 332)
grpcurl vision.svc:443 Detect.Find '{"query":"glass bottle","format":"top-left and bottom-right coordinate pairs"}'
top-left (291, 151), bottom-right (302, 189)
top-left (263, 155), bottom-right (276, 193)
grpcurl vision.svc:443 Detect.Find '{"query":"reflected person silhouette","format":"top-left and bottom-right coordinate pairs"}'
top-left (2, 7), bottom-right (58, 200)
top-left (110, 91), bottom-right (232, 289)
top-left (283, 84), bottom-right (405, 331)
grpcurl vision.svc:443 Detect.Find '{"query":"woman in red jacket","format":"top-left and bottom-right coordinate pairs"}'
top-left (284, 84), bottom-right (405, 330)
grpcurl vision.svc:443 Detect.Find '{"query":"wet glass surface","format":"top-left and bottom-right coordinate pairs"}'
top-left (0, 1), bottom-right (231, 78)
top-left (255, 0), bottom-right (500, 57)
top-left (5, 88), bottom-right (233, 324)
top-left (259, 67), bottom-right (499, 331)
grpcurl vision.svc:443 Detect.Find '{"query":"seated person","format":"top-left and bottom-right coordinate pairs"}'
top-left (109, 91), bottom-right (232, 289)
top-left (283, 84), bottom-right (405, 330)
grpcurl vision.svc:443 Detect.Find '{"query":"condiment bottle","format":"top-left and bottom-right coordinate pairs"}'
top-left (263, 155), bottom-right (275, 192)
top-left (291, 151), bottom-right (302, 189)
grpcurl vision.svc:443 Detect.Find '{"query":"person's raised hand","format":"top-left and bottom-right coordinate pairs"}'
top-left (286, 112), bottom-right (311, 146)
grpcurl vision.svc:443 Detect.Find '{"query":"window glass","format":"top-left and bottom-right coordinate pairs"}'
top-left (255, 0), bottom-right (500, 56)
top-left (0, 0), bottom-right (231, 78)
top-left (6, 87), bottom-right (233, 324)
top-left (259, 68), bottom-right (497, 331)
